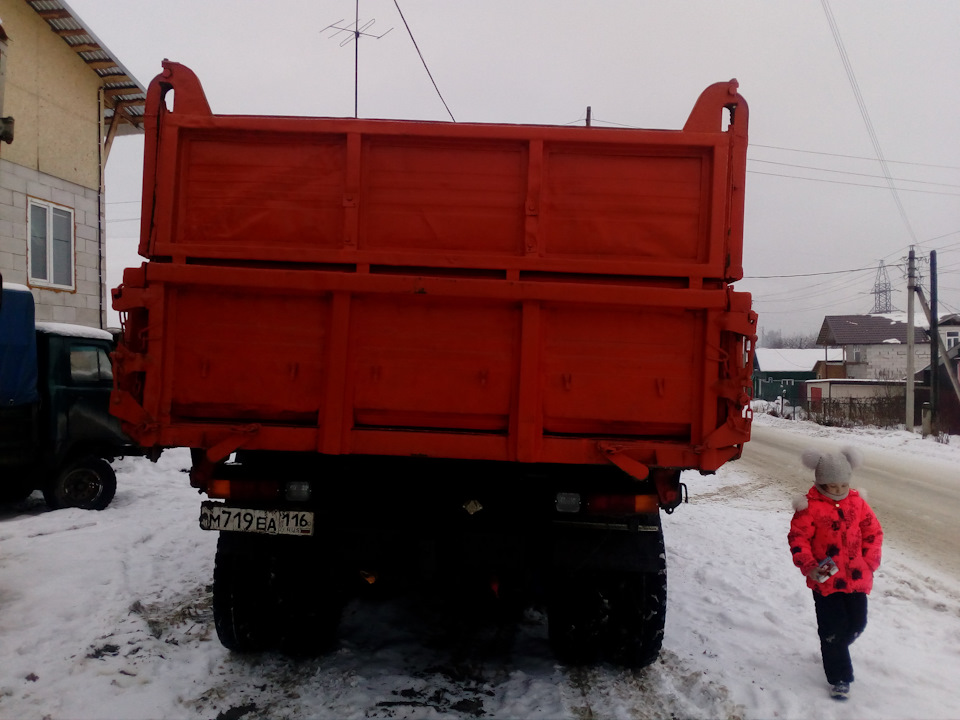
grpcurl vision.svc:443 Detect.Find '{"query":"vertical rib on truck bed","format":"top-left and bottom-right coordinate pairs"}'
top-left (112, 62), bottom-right (755, 476)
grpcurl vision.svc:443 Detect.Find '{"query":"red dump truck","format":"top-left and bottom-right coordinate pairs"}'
top-left (111, 61), bottom-right (755, 667)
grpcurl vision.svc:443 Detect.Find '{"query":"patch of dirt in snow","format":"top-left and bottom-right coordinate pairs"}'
top-left (75, 584), bottom-right (215, 687)
top-left (114, 590), bottom-right (744, 720)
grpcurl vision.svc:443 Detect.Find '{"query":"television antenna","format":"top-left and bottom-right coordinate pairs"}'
top-left (321, 1), bottom-right (393, 118)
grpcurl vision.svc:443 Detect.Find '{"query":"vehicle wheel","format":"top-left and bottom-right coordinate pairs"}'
top-left (43, 457), bottom-right (117, 510)
top-left (274, 545), bottom-right (345, 656)
top-left (603, 567), bottom-right (667, 668)
top-left (213, 532), bottom-right (346, 655)
top-left (547, 575), bottom-right (607, 665)
top-left (548, 525), bottom-right (667, 668)
top-left (213, 532), bottom-right (276, 652)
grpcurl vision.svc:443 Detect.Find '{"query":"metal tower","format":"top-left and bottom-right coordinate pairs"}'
top-left (869, 260), bottom-right (893, 314)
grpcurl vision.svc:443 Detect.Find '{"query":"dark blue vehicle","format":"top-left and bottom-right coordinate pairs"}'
top-left (1, 276), bottom-right (138, 509)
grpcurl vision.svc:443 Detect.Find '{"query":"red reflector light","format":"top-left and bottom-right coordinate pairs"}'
top-left (585, 494), bottom-right (659, 514)
top-left (205, 480), bottom-right (280, 502)
top-left (208, 479), bottom-right (232, 499)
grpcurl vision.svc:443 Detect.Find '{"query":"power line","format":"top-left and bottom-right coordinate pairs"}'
top-left (748, 159), bottom-right (960, 190)
top-left (747, 170), bottom-right (960, 196)
top-left (751, 143), bottom-right (960, 171)
top-left (745, 266), bottom-right (877, 280)
top-left (821, 0), bottom-right (919, 244)
top-left (392, 1), bottom-right (455, 122)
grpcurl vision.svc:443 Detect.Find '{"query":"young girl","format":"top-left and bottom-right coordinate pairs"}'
top-left (788, 446), bottom-right (883, 701)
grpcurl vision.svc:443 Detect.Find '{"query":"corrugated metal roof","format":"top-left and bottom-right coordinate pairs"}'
top-left (816, 315), bottom-right (929, 346)
top-left (25, 0), bottom-right (145, 135)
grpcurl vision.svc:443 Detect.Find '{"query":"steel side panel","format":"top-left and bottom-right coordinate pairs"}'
top-left (147, 115), bottom-right (739, 281)
top-left (130, 264), bottom-right (741, 466)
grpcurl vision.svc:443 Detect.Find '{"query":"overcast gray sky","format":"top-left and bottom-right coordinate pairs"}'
top-left (69, 0), bottom-right (960, 336)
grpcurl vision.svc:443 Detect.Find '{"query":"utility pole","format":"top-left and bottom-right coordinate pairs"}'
top-left (905, 248), bottom-right (915, 431)
top-left (930, 250), bottom-right (939, 432)
top-left (915, 263), bottom-right (960, 430)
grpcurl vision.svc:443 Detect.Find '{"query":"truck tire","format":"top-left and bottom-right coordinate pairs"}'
top-left (548, 525), bottom-right (667, 668)
top-left (603, 566), bottom-right (667, 668)
top-left (213, 532), bottom-right (345, 655)
top-left (213, 532), bottom-right (276, 652)
top-left (547, 576), bottom-right (609, 665)
top-left (43, 457), bottom-right (117, 510)
top-left (274, 548), bottom-right (343, 656)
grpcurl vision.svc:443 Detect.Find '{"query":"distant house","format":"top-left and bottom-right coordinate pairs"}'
top-left (940, 314), bottom-right (960, 354)
top-left (753, 348), bottom-right (842, 402)
top-left (0, 0), bottom-right (145, 328)
top-left (816, 315), bottom-right (929, 380)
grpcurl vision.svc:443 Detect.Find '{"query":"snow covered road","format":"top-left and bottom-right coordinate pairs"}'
top-left (746, 422), bottom-right (960, 578)
top-left (1, 416), bottom-right (959, 719)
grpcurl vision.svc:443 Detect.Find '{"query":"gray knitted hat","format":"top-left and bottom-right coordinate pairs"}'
top-left (801, 446), bottom-right (863, 485)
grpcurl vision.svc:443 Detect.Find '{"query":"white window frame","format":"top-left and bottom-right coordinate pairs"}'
top-left (28, 198), bottom-right (75, 290)
top-left (948, 330), bottom-right (959, 351)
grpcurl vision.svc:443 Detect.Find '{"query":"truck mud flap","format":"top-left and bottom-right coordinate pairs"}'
top-left (551, 517), bottom-right (664, 574)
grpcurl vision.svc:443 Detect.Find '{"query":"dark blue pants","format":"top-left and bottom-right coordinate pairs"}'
top-left (813, 591), bottom-right (868, 685)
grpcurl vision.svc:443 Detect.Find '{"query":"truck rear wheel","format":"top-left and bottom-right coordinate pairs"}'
top-left (548, 567), bottom-right (667, 668)
top-left (213, 533), bottom-right (275, 652)
top-left (43, 457), bottom-right (116, 510)
top-left (213, 532), bottom-right (345, 654)
top-left (603, 567), bottom-right (667, 668)
top-left (548, 525), bottom-right (667, 668)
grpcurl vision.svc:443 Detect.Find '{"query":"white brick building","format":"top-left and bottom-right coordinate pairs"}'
top-left (0, 0), bottom-right (144, 328)
top-left (816, 315), bottom-right (930, 381)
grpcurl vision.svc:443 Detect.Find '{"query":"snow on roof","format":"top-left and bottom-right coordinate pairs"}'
top-left (35, 322), bottom-right (113, 341)
top-left (871, 311), bottom-right (930, 329)
top-left (2, 281), bottom-right (32, 293)
top-left (754, 348), bottom-right (842, 373)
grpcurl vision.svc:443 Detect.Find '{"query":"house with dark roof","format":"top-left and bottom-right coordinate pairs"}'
top-left (940, 314), bottom-right (960, 354)
top-left (0, 0), bottom-right (145, 328)
top-left (816, 315), bottom-right (929, 380)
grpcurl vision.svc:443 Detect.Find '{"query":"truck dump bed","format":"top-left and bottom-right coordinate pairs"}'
top-left (112, 62), bottom-right (755, 475)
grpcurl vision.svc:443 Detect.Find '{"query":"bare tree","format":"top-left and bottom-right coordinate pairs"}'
top-left (759, 328), bottom-right (819, 349)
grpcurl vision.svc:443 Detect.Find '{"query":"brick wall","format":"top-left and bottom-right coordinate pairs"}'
top-left (846, 343), bottom-right (930, 380)
top-left (0, 158), bottom-right (105, 328)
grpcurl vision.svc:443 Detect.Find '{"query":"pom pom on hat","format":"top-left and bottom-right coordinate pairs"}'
top-left (801, 446), bottom-right (863, 485)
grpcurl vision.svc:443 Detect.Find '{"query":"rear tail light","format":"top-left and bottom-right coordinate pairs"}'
top-left (205, 479), bottom-right (281, 501)
top-left (556, 492), bottom-right (659, 515)
top-left (584, 493), bottom-right (659, 514)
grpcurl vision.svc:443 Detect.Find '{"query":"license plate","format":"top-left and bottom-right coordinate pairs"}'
top-left (199, 501), bottom-right (314, 536)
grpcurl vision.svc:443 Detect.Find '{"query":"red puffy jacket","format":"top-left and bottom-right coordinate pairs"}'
top-left (788, 487), bottom-right (883, 595)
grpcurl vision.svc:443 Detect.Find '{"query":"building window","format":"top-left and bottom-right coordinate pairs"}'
top-left (28, 199), bottom-right (74, 289)
top-left (948, 331), bottom-right (959, 350)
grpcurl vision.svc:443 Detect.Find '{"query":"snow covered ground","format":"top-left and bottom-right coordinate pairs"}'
top-left (1, 415), bottom-right (958, 719)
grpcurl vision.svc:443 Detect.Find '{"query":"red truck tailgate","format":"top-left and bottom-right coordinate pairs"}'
top-left (113, 62), bottom-right (755, 475)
